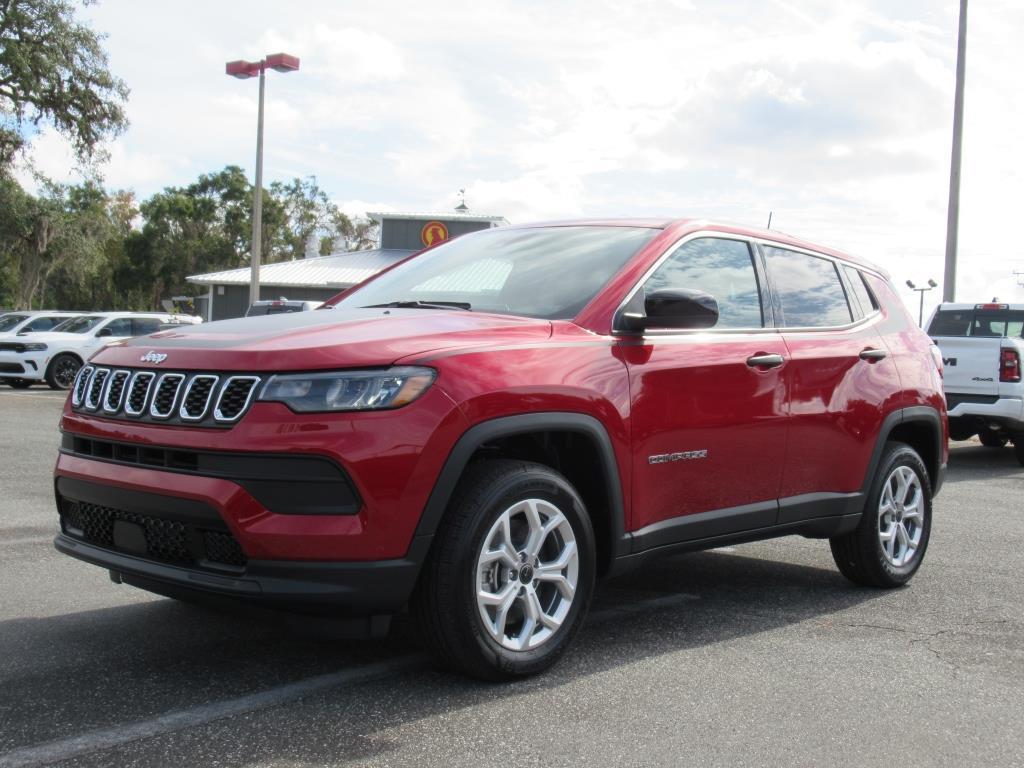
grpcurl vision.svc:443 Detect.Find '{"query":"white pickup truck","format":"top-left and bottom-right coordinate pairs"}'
top-left (926, 302), bottom-right (1024, 465)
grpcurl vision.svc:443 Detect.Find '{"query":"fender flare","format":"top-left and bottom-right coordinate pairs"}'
top-left (861, 406), bottom-right (945, 496)
top-left (412, 412), bottom-right (628, 557)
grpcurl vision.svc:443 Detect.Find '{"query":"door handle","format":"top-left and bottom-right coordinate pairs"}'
top-left (746, 353), bottom-right (785, 369)
top-left (859, 348), bottom-right (888, 362)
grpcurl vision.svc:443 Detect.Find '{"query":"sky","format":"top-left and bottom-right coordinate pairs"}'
top-left (14, 0), bottom-right (1024, 319)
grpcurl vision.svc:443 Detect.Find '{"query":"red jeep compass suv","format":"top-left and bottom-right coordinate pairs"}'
top-left (54, 219), bottom-right (946, 679)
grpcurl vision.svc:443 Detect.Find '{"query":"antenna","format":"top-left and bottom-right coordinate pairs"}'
top-left (766, 211), bottom-right (773, 230)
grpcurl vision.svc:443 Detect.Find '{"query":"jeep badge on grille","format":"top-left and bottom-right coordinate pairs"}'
top-left (140, 351), bottom-right (168, 364)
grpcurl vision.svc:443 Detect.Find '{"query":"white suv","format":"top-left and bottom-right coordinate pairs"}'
top-left (0, 312), bottom-right (201, 390)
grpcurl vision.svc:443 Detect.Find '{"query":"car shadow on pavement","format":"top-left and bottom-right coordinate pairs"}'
top-left (0, 548), bottom-right (887, 762)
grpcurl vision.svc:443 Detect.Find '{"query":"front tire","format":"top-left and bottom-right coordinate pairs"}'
top-left (830, 442), bottom-right (932, 588)
top-left (413, 459), bottom-right (596, 680)
top-left (45, 353), bottom-right (81, 390)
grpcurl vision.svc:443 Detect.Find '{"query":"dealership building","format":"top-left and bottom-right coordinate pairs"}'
top-left (187, 210), bottom-right (507, 321)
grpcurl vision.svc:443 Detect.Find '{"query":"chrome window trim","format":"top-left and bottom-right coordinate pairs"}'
top-left (149, 373), bottom-right (185, 419)
top-left (610, 229), bottom-right (883, 339)
top-left (213, 375), bottom-right (261, 423)
top-left (179, 374), bottom-right (220, 421)
top-left (71, 365), bottom-right (94, 408)
top-left (84, 368), bottom-right (110, 411)
top-left (101, 369), bottom-right (132, 413)
top-left (123, 371), bottom-right (156, 416)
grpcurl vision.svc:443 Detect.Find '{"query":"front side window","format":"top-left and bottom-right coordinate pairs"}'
top-left (102, 318), bottom-right (133, 337)
top-left (332, 226), bottom-right (660, 320)
top-left (764, 246), bottom-right (852, 328)
top-left (641, 237), bottom-right (763, 328)
top-left (131, 318), bottom-right (162, 336)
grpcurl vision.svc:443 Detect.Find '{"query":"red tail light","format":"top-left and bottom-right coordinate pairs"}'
top-left (1000, 348), bottom-right (1021, 383)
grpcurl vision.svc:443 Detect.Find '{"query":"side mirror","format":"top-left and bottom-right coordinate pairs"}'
top-left (96, 328), bottom-right (112, 337)
top-left (619, 289), bottom-right (720, 332)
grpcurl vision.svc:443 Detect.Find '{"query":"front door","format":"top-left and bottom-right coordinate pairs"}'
top-left (624, 236), bottom-right (789, 548)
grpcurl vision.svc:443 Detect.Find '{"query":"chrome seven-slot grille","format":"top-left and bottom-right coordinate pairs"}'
top-left (71, 365), bottom-right (261, 426)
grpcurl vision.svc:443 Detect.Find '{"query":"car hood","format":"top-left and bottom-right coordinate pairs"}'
top-left (92, 308), bottom-right (553, 371)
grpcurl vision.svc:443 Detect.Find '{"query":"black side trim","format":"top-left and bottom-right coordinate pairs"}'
top-left (60, 433), bottom-right (360, 515)
top-left (777, 491), bottom-right (864, 524)
top-left (861, 406), bottom-right (945, 496)
top-left (628, 500), bottom-right (777, 552)
top-left (414, 413), bottom-right (627, 557)
top-left (610, 514), bottom-right (861, 577)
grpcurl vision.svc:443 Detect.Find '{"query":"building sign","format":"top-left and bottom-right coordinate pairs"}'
top-left (421, 221), bottom-right (449, 247)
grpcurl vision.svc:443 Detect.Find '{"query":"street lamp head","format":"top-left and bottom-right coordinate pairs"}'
top-left (906, 280), bottom-right (916, 289)
top-left (226, 60), bottom-right (261, 79)
top-left (265, 53), bottom-right (300, 73)
top-left (927, 279), bottom-right (938, 288)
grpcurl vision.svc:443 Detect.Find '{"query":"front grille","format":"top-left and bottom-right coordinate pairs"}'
top-left (85, 369), bottom-right (110, 410)
top-left (61, 499), bottom-right (247, 570)
top-left (72, 366), bottom-right (94, 407)
top-left (150, 374), bottom-right (185, 418)
top-left (103, 370), bottom-right (130, 412)
top-left (125, 372), bottom-right (155, 415)
top-left (214, 377), bottom-right (260, 422)
top-left (70, 366), bottom-right (262, 427)
top-left (180, 375), bottom-right (219, 420)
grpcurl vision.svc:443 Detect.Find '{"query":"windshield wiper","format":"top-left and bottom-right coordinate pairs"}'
top-left (363, 300), bottom-right (472, 311)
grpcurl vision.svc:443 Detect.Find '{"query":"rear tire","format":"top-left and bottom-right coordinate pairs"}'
top-left (5, 379), bottom-right (32, 389)
top-left (412, 459), bottom-right (596, 680)
top-left (978, 430), bottom-right (1008, 448)
top-left (45, 353), bottom-right (81, 390)
top-left (830, 442), bottom-right (932, 588)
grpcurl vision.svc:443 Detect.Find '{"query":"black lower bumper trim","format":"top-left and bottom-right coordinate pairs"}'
top-left (54, 533), bottom-right (431, 614)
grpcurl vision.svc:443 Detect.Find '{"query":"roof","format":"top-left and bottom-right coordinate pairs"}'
top-left (368, 211), bottom-right (508, 226)
top-left (187, 248), bottom-right (414, 288)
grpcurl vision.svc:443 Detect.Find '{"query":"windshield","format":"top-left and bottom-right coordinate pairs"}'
top-left (0, 314), bottom-right (28, 333)
top-left (51, 316), bottom-right (105, 334)
top-left (331, 225), bottom-right (660, 320)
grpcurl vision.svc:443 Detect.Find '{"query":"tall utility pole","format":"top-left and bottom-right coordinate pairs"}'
top-left (943, 0), bottom-right (968, 302)
top-left (226, 53), bottom-right (300, 307)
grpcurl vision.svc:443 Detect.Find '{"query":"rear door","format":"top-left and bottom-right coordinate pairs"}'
top-left (761, 246), bottom-right (899, 513)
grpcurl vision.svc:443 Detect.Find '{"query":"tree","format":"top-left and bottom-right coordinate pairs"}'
top-left (0, 0), bottom-right (128, 166)
top-left (268, 176), bottom-right (378, 260)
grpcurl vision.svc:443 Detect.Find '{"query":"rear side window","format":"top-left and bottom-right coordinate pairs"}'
top-left (642, 237), bottom-right (763, 328)
top-left (25, 316), bottom-right (63, 331)
top-left (763, 246), bottom-right (853, 327)
top-left (842, 266), bottom-right (878, 316)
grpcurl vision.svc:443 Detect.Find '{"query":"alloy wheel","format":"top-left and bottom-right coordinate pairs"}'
top-left (475, 498), bottom-right (579, 651)
top-left (877, 465), bottom-right (924, 568)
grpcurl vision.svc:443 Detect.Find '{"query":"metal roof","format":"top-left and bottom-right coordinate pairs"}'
top-left (368, 211), bottom-right (508, 225)
top-left (186, 249), bottom-right (413, 288)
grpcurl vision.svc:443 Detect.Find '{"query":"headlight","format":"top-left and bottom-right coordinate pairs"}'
top-left (21, 343), bottom-right (47, 352)
top-left (258, 367), bottom-right (436, 413)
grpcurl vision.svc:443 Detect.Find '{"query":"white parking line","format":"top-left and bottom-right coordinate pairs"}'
top-left (0, 590), bottom-right (700, 767)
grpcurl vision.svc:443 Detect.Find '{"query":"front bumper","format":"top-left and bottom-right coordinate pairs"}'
top-left (0, 351), bottom-right (47, 380)
top-left (54, 533), bottom-right (428, 614)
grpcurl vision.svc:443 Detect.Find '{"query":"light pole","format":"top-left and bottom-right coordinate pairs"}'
top-left (907, 279), bottom-right (938, 326)
top-left (226, 53), bottom-right (300, 307)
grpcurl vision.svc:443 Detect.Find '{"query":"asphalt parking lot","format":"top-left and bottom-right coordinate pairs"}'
top-left (0, 386), bottom-right (1021, 767)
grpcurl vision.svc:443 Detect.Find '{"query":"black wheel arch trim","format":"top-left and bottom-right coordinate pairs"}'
top-left (413, 412), bottom-right (628, 562)
top-left (862, 405), bottom-right (945, 496)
